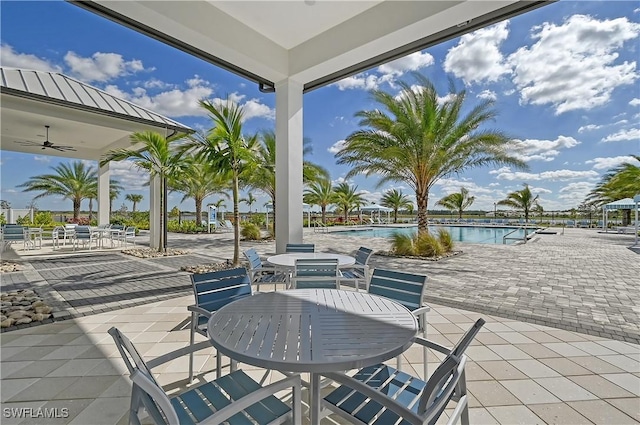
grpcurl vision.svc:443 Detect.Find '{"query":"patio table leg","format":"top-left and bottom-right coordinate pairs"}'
top-left (310, 373), bottom-right (321, 425)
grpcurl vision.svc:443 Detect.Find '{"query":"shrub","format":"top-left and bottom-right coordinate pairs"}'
top-left (437, 228), bottom-right (454, 252)
top-left (167, 220), bottom-right (206, 233)
top-left (0, 213), bottom-right (6, 225)
top-left (391, 232), bottom-right (414, 256)
top-left (33, 211), bottom-right (54, 226)
top-left (250, 215), bottom-right (265, 227)
top-left (241, 222), bottom-right (261, 240)
top-left (16, 215), bottom-right (32, 225)
top-left (414, 232), bottom-right (444, 257)
top-left (67, 217), bottom-right (90, 225)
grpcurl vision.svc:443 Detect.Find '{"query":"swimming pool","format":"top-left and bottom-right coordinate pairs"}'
top-left (333, 225), bottom-right (535, 244)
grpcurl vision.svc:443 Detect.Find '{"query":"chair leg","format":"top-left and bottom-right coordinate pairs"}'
top-left (422, 312), bottom-right (428, 380)
top-left (189, 312), bottom-right (196, 383)
top-left (216, 350), bottom-right (222, 377)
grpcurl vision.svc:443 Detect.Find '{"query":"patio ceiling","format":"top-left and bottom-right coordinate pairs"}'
top-left (71, 0), bottom-right (551, 92)
top-left (0, 67), bottom-right (192, 161)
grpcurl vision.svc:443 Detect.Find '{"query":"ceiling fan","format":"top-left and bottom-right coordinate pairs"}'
top-left (14, 125), bottom-right (77, 152)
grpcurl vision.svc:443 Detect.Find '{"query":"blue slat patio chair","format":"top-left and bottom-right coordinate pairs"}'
top-left (368, 268), bottom-right (430, 378)
top-left (243, 248), bottom-right (288, 291)
top-left (321, 319), bottom-right (485, 425)
top-left (73, 226), bottom-right (99, 251)
top-left (285, 243), bottom-right (315, 253)
top-left (0, 225), bottom-right (27, 252)
top-left (188, 267), bottom-right (253, 382)
top-left (340, 246), bottom-right (374, 292)
top-left (108, 327), bottom-right (302, 425)
top-left (291, 258), bottom-right (340, 289)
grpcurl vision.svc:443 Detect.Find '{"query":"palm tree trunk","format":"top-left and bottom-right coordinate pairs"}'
top-left (416, 191), bottom-right (429, 233)
top-left (89, 198), bottom-right (94, 221)
top-left (321, 206), bottom-right (327, 224)
top-left (270, 193), bottom-right (276, 236)
top-left (394, 209), bottom-right (398, 223)
top-left (195, 196), bottom-right (203, 227)
top-left (343, 206), bottom-right (348, 223)
top-left (133, 201), bottom-right (137, 212)
top-left (232, 173), bottom-right (240, 265)
top-left (159, 174), bottom-right (166, 253)
top-left (73, 199), bottom-right (81, 221)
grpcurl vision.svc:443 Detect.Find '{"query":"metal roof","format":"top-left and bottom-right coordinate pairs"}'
top-left (0, 67), bottom-right (191, 133)
top-left (603, 198), bottom-right (638, 210)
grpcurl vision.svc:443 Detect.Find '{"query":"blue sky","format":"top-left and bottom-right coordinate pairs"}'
top-left (1, 0), bottom-right (639, 214)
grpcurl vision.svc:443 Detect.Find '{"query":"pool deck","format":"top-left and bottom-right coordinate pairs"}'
top-left (1, 226), bottom-right (638, 424)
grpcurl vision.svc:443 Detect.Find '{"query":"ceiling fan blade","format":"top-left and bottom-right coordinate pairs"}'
top-left (51, 145), bottom-right (77, 152)
top-left (14, 140), bottom-right (41, 146)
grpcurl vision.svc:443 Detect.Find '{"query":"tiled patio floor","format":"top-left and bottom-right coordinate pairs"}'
top-left (1, 294), bottom-right (638, 424)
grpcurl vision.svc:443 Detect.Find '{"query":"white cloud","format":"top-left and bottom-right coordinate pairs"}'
top-left (64, 51), bottom-right (149, 83)
top-left (435, 178), bottom-right (496, 195)
top-left (33, 156), bottom-right (50, 163)
top-left (332, 73), bottom-right (382, 91)
top-left (444, 21), bottom-right (511, 85)
top-left (602, 128), bottom-right (640, 142)
top-left (528, 186), bottom-right (552, 194)
top-left (508, 15), bottom-right (640, 114)
top-left (578, 124), bottom-right (603, 133)
top-left (495, 167), bottom-right (599, 181)
top-left (510, 136), bottom-right (580, 162)
top-left (0, 43), bottom-right (61, 72)
top-left (476, 90), bottom-right (497, 101)
top-left (629, 98), bottom-right (640, 106)
top-left (328, 140), bottom-right (347, 154)
top-left (586, 155), bottom-right (640, 170)
top-left (489, 166), bottom-right (511, 175)
top-left (377, 52), bottom-right (434, 77)
top-left (558, 181), bottom-right (595, 205)
top-left (109, 160), bottom-right (150, 190)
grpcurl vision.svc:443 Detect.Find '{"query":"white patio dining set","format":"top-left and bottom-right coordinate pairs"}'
top-left (0, 223), bottom-right (136, 252)
top-left (108, 242), bottom-right (482, 425)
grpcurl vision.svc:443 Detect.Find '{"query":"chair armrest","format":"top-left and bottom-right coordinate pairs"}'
top-left (200, 374), bottom-right (302, 425)
top-left (412, 336), bottom-right (451, 355)
top-left (322, 371), bottom-right (423, 425)
top-left (412, 306), bottom-right (431, 316)
top-left (187, 304), bottom-right (212, 318)
top-left (147, 340), bottom-right (213, 369)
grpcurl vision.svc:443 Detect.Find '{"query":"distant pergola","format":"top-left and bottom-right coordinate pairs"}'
top-left (361, 204), bottom-right (393, 223)
top-left (602, 197), bottom-right (639, 235)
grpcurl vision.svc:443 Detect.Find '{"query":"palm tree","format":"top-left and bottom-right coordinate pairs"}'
top-left (240, 192), bottom-right (257, 218)
top-left (109, 181), bottom-right (124, 215)
top-left (247, 130), bottom-right (329, 234)
top-left (436, 187), bottom-right (476, 219)
top-left (101, 131), bottom-right (185, 252)
top-left (381, 189), bottom-right (412, 223)
top-left (587, 154), bottom-right (640, 225)
top-left (335, 75), bottom-right (527, 233)
top-left (498, 184), bottom-right (539, 223)
top-left (168, 157), bottom-right (230, 225)
top-left (182, 98), bottom-right (259, 265)
top-left (125, 194), bottom-right (144, 212)
top-left (18, 161), bottom-right (96, 221)
top-left (332, 182), bottom-right (365, 223)
top-left (304, 179), bottom-right (334, 224)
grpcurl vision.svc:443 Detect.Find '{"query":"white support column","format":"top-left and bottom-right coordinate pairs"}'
top-left (98, 162), bottom-right (110, 226)
top-left (275, 78), bottom-right (304, 253)
top-left (149, 175), bottom-right (161, 250)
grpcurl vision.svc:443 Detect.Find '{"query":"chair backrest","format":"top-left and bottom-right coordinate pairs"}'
top-left (1, 225), bottom-right (25, 236)
top-left (293, 258), bottom-right (339, 289)
top-left (286, 243), bottom-right (315, 253)
top-left (419, 319), bottom-right (485, 421)
top-left (75, 226), bottom-right (92, 237)
top-left (368, 269), bottom-right (427, 312)
top-left (224, 220), bottom-right (234, 228)
top-left (354, 246), bottom-right (374, 266)
top-left (109, 327), bottom-right (179, 425)
top-left (190, 267), bottom-right (252, 313)
top-left (243, 248), bottom-right (263, 271)
top-left (125, 226), bottom-right (136, 236)
top-left (111, 224), bottom-right (125, 231)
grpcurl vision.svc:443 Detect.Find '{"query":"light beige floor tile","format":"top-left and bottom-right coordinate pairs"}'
top-left (494, 332), bottom-right (536, 345)
top-left (519, 331), bottom-right (562, 344)
top-left (469, 407), bottom-right (499, 425)
top-left (467, 381), bottom-right (521, 407)
top-left (509, 359), bottom-right (561, 378)
top-left (569, 341), bottom-right (617, 356)
top-left (543, 342), bottom-right (590, 357)
top-left (570, 356), bottom-right (625, 374)
top-left (528, 403), bottom-right (594, 425)
top-left (5, 359), bottom-right (67, 379)
top-left (605, 398), bottom-right (640, 423)
top-left (0, 378), bottom-right (39, 402)
top-left (535, 377), bottom-right (598, 401)
top-left (466, 346), bottom-right (502, 362)
top-left (501, 379), bottom-right (561, 404)
top-left (487, 344), bottom-right (532, 360)
top-left (486, 405), bottom-right (544, 424)
top-left (0, 346), bottom-right (29, 360)
top-left (3, 334), bottom-right (50, 347)
top-left (54, 375), bottom-right (121, 400)
top-left (568, 375), bottom-right (636, 399)
top-left (503, 322), bottom-right (539, 332)
top-left (8, 376), bottom-right (79, 402)
top-left (477, 361), bottom-right (528, 380)
top-left (567, 400), bottom-right (637, 424)
top-left (18, 398), bottom-right (95, 425)
top-left (483, 322), bottom-right (514, 333)
top-left (601, 373), bottom-right (640, 395)
top-left (474, 332), bottom-right (509, 345)
top-left (40, 344), bottom-right (92, 361)
top-left (46, 358), bottom-right (105, 377)
top-left (539, 357), bottom-right (592, 376)
top-left (100, 376), bottom-right (132, 398)
top-left (1, 360), bottom-right (33, 378)
top-left (0, 401), bottom-right (48, 425)
top-left (598, 355), bottom-right (640, 373)
top-left (544, 330), bottom-right (588, 342)
top-left (465, 362), bottom-right (494, 381)
top-left (67, 396), bottom-right (129, 425)
top-left (512, 343), bottom-right (561, 359)
top-left (595, 340), bottom-right (640, 355)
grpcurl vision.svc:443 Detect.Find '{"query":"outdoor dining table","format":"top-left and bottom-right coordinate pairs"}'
top-left (207, 289), bottom-right (418, 425)
top-left (266, 252), bottom-right (356, 267)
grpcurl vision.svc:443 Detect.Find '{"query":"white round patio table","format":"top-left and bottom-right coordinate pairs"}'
top-left (207, 289), bottom-right (417, 425)
top-left (266, 252), bottom-right (356, 267)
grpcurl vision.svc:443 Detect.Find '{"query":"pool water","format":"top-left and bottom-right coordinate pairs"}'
top-left (334, 225), bottom-right (534, 244)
